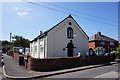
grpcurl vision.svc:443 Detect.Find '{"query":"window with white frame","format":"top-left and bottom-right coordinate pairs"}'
top-left (34, 41), bottom-right (37, 44)
top-left (31, 47), bottom-right (32, 53)
top-left (40, 38), bottom-right (43, 42)
top-left (35, 46), bottom-right (37, 54)
top-left (40, 47), bottom-right (43, 52)
top-left (110, 42), bottom-right (114, 45)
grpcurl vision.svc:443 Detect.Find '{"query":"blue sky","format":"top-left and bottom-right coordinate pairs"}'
top-left (2, 2), bottom-right (118, 41)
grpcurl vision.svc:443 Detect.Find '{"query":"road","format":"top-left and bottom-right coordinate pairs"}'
top-left (1, 56), bottom-right (120, 80)
top-left (46, 64), bottom-right (119, 78)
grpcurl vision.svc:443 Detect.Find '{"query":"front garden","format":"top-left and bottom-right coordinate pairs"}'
top-left (108, 47), bottom-right (120, 61)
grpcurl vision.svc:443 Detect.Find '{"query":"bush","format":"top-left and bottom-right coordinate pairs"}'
top-left (108, 52), bottom-right (120, 61)
top-left (117, 47), bottom-right (120, 53)
top-left (115, 53), bottom-right (120, 59)
top-left (108, 53), bottom-right (115, 61)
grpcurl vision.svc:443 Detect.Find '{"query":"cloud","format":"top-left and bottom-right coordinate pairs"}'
top-left (17, 12), bottom-right (28, 15)
top-left (14, 7), bottom-right (20, 10)
top-left (14, 7), bottom-right (29, 11)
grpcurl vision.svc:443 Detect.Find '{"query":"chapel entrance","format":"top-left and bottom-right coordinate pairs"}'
top-left (66, 40), bottom-right (75, 57)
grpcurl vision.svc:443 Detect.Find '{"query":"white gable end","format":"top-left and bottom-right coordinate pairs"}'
top-left (30, 15), bottom-right (89, 60)
top-left (47, 16), bottom-right (89, 60)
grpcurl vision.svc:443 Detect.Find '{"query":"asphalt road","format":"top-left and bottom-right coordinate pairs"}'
top-left (46, 63), bottom-right (119, 78)
top-left (2, 63), bottom-right (120, 80)
top-left (1, 55), bottom-right (120, 80)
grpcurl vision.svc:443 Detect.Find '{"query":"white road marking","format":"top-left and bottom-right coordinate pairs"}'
top-left (94, 71), bottom-right (118, 78)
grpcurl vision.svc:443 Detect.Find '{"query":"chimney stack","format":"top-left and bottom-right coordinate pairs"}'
top-left (97, 32), bottom-right (101, 35)
top-left (40, 31), bottom-right (42, 35)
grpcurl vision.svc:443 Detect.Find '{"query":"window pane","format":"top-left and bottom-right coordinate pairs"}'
top-left (100, 42), bottom-right (105, 45)
top-left (35, 46), bottom-right (37, 54)
top-left (67, 27), bottom-right (73, 39)
top-left (40, 47), bottom-right (43, 52)
top-left (110, 42), bottom-right (114, 45)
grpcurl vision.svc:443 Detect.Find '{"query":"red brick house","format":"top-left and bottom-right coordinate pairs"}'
top-left (89, 32), bottom-right (118, 55)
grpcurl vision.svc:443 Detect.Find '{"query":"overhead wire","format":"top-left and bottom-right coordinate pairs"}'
top-left (43, 2), bottom-right (117, 23)
top-left (22, 0), bottom-right (117, 27)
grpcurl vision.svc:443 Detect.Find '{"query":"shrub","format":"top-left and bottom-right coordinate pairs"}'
top-left (115, 53), bottom-right (120, 59)
top-left (108, 53), bottom-right (115, 61)
top-left (108, 52), bottom-right (120, 60)
top-left (117, 47), bottom-right (120, 53)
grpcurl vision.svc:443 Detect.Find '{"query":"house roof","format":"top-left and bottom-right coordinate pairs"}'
top-left (31, 15), bottom-right (89, 43)
top-left (89, 32), bottom-right (118, 42)
top-left (2, 44), bottom-right (10, 48)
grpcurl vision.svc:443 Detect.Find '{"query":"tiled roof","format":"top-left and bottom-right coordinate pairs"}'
top-left (89, 32), bottom-right (118, 42)
top-left (31, 15), bottom-right (89, 42)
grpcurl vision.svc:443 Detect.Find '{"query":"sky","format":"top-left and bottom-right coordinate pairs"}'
top-left (1, 1), bottom-right (118, 41)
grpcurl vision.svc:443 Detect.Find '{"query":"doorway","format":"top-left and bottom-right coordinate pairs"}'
top-left (67, 40), bottom-right (74, 57)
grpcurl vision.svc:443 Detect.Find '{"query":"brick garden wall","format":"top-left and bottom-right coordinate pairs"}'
top-left (87, 55), bottom-right (110, 64)
top-left (13, 53), bottom-right (111, 71)
top-left (29, 57), bottom-right (81, 71)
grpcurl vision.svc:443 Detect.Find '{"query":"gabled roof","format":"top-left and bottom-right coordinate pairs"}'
top-left (89, 32), bottom-right (118, 42)
top-left (31, 15), bottom-right (89, 42)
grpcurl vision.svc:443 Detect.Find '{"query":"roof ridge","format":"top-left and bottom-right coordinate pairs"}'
top-left (31, 15), bottom-right (89, 42)
top-left (101, 35), bottom-right (118, 42)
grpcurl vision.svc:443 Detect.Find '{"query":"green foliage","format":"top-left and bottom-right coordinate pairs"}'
top-left (115, 53), bottom-right (120, 59)
top-left (108, 52), bottom-right (120, 60)
top-left (117, 47), bottom-right (120, 53)
top-left (12, 35), bottom-right (30, 47)
top-left (0, 40), bottom-right (10, 46)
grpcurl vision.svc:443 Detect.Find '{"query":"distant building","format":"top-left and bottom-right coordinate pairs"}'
top-left (30, 15), bottom-right (89, 60)
top-left (89, 32), bottom-right (118, 55)
top-left (13, 47), bottom-right (30, 55)
top-left (13, 47), bottom-right (23, 53)
top-left (2, 44), bottom-right (10, 53)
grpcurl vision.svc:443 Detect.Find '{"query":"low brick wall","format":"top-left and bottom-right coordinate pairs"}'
top-left (87, 55), bottom-right (110, 64)
top-left (29, 57), bottom-right (81, 71)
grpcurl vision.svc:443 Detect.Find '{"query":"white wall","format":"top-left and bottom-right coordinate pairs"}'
top-left (47, 17), bottom-right (89, 60)
top-left (30, 17), bottom-right (89, 60)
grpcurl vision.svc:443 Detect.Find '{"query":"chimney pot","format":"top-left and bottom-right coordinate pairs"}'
top-left (40, 31), bottom-right (42, 35)
top-left (97, 32), bottom-right (101, 35)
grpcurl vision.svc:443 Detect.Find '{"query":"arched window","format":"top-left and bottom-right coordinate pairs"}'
top-left (67, 27), bottom-right (73, 39)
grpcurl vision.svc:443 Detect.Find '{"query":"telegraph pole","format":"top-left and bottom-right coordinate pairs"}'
top-left (10, 33), bottom-right (12, 43)
top-left (9, 33), bottom-right (12, 55)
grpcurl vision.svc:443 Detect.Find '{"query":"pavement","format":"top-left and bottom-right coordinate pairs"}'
top-left (2, 54), bottom-right (119, 79)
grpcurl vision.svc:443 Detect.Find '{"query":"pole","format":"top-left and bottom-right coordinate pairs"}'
top-left (10, 33), bottom-right (12, 43)
top-left (9, 33), bottom-right (12, 55)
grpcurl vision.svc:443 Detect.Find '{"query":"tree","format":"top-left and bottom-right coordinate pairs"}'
top-left (117, 47), bottom-right (120, 53)
top-left (0, 40), bottom-right (10, 46)
top-left (12, 35), bottom-right (30, 47)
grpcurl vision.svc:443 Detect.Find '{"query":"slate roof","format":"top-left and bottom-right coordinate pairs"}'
top-left (89, 32), bottom-right (118, 42)
top-left (31, 15), bottom-right (89, 43)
